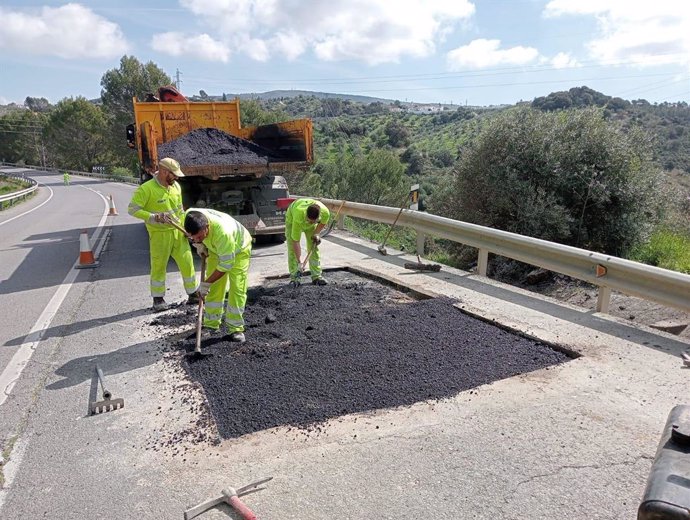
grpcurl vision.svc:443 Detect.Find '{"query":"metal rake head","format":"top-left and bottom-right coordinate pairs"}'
top-left (90, 397), bottom-right (125, 415)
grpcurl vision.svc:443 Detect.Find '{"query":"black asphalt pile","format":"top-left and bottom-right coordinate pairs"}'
top-left (158, 127), bottom-right (279, 167)
top-left (182, 271), bottom-right (570, 439)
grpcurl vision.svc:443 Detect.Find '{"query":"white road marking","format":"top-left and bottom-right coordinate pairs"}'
top-left (0, 183), bottom-right (54, 227)
top-left (0, 187), bottom-right (109, 407)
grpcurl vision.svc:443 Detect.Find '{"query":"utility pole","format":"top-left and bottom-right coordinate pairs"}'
top-left (175, 68), bottom-right (182, 90)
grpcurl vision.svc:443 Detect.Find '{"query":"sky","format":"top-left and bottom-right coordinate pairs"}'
top-left (0, 0), bottom-right (689, 107)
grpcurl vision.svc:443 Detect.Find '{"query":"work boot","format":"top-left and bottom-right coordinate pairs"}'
top-left (312, 277), bottom-right (328, 286)
top-left (152, 297), bottom-right (167, 311)
top-left (227, 332), bottom-right (246, 343)
top-left (186, 292), bottom-right (200, 305)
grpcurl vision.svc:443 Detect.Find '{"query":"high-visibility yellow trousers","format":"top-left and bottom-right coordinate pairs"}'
top-left (285, 222), bottom-right (321, 281)
top-left (203, 245), bottom-right (251, 332)
top-left (148, 230), bottom-right (196, 298)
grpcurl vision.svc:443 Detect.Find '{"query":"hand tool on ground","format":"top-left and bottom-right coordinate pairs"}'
top-left (682, 350), bottom-right (690, 367)
top-left (184, 477), bottom-right (273, 520)
top-left (320, 200), bottom-right (346, 238)
top-left (377, 193), bottom-right (411, 256)
top-left (299, 245), bottom-right (315, 277)
top-left (404, 255), bottom-right (442, 272)
top-left (90, 364), bottom-right (124, 414)
top-left (187, 255), bottom-right (212, 361)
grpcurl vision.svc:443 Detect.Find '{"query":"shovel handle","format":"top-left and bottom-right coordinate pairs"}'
top-left (222, 490), bottom-right (257, 520)
top-left (195, 256), bottom-right (207, 353)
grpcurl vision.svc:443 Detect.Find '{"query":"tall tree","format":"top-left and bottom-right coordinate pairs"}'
top-left (100, 55), bottom-right (172, 122)
top-left (43, 97), bottom-right (110, 171)
top-left (100, 56), bottom-right (171, 166)
top-left (0, 110), bottom-right (48, 165)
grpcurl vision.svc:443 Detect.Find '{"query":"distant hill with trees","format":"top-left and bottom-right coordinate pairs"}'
top-left (1, 58), bottom-right (688, 272)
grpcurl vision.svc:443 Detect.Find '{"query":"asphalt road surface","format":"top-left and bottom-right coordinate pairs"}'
top-left (0, 167), bottom-right (687, 520)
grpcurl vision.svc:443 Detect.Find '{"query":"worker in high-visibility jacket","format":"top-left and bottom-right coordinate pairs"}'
top-left (285, 198), bottom-right (330, 286)
top-left (128, 157), bottom-right (197, 311)
top-left (63, 172), bottom-right (70, 186)
top-left (184, 208), bottom-right (252, 343)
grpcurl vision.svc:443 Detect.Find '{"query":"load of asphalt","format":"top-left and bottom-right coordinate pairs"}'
top-left (158, 127), bottom-right (279, 167)
top-left (181, 271), bottom-right (570, 439)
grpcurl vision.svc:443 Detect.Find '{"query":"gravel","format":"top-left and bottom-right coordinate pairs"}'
top-left (158, 128), bottom-right (279, 167)
top-left (181, 271), bottom-right (571, 439)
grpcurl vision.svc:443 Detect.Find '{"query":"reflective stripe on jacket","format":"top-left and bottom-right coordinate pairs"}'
top-left (186, 207), bottom-right (252, 272)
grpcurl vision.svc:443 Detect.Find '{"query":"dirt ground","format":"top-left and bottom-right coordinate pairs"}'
top-left (177, 270), bottom-right (570, 439)
top-left (525, 274), bottom-right (690, 339)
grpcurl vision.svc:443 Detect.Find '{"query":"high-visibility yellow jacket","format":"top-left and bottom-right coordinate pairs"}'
top-left (285, 199), bottom-right (330, 241)
top-left (128, 178), bottom-right (185, 233)
top-left (186, 208), bottom-right (252, 272)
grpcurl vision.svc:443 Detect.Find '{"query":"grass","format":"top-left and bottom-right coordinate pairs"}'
top-left (630, 229), bottom-right (690, 274)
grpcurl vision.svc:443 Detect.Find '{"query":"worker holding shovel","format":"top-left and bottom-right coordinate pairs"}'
top-left (128, 157), bottom-right (197, 311)
top-left (184, 208), bottom-right (252, 343)
top-left (285, 198), bottom-right (330, 287)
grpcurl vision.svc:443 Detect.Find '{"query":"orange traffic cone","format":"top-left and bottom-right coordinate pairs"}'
top-left (108, 194), bottom-right (118, 216)
top-left (75, 230), bottom-right (99, 269)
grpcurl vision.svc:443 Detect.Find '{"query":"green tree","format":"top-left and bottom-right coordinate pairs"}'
top-left (43, 97), bottom-right (111, 171)
top-left (445, 106), bottom-right (662, 256)
top-left (24, 97), bottom-right (51, 113)
top-left (384, 119), bottom-right (410, 147)
top-left (239, 99), bottom-right (289, 126)
top-left (0, 110), bottom-right (48, 165)
top-left (100, 56), bottom-right (172, 121)
top-left (100, 55), bottom-right (171, 166)
top-left (319, 148), bottom-right (406, 206)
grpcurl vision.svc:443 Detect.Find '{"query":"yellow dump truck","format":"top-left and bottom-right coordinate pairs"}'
top-left (127, 89), bottom-right (313, 238)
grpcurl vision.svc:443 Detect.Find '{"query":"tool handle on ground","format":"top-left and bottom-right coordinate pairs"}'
top-left (95, 365), bottom-right (111, 400)
top-left (222, 490), bottom-right (257, 520)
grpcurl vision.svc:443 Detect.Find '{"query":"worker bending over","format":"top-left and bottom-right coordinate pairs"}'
top-left (128, 157), bottom-right (197, 311)
top-left (285, 198), bottom-right (330, 286)
top-left (184, 208), bottom-right (252, 343)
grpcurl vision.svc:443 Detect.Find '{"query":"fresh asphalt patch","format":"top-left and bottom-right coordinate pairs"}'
top-left (179, 271), bottom-right (571, 439)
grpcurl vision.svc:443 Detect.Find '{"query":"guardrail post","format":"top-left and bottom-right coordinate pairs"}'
top-left (596, 286), bottom-right (611, 313)
top-left (416, 231), bottom-right (425, 256)
top-left (477, 248), bottom-right (489, 276)
top-left (337, 212), bottom-right (345, 230)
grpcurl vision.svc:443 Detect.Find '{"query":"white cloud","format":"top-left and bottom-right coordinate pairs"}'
top-left (178, 0), bottom-right (475, 64)
top-left (0, 4), bottom-right (129, 59)
top-left (446, 39), bottom-right (539, 69)
top-left (544, 0), bottom-right (690, 67)
top-left (550, 52), bottom-right (580, 69)
top-left (152, 32), bottom-right (230, 62)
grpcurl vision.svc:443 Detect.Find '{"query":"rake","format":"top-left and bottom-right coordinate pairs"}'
top-left (90, 364), bottom-right (124, 414)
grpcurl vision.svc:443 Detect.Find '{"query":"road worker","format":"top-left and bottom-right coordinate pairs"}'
top-left (285, 198), bottom-right (330, 287)
top-left (128, 157), bottom-right (197, 311)
top-left (184, 208), bottom-right (252, 343)
top-left (63, 171), bottom-right (70, 186)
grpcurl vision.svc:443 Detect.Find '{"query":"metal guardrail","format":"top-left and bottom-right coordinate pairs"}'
top-left (0, 162), bottom-right (139, 185)
top-left (0, 173), bottom-right (38, 209)
top-left (316, 197), bottom-right (690, 315)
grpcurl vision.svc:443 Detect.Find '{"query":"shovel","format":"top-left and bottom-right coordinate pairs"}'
top-left (187, 255), bottom-right (212, 361)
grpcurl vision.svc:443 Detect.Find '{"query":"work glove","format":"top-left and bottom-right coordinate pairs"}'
top-left (193, 243), bottom-right (209, 258)
top-left (152, 212), bottom-right (171, 224)
top-left (197, 281), bottom-right (211, 298)
top-left (311, 234), bottom-right (322, 246)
